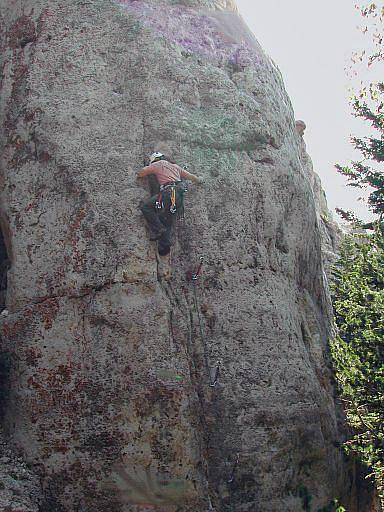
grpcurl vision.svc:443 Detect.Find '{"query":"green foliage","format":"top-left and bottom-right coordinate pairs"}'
top-left (336, 1), bottom-right (383, 220)
top-left (298, 485), bottom-right (312, 512)
top-left (297, 486), bottom-right (346, 512)
top-left (332, 3), bottom-right (384, 499)
top-left (334, 81), bottom-right (384, 216)
top-left (330, 229), bottom-right (384, 498)
top-left (355, 3), bottom-right (384, 66)
top-left (318, 500), bottom-right (346, 512)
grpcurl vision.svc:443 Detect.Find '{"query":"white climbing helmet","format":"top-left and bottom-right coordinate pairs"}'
top-left (149, 152), bottom-right (164, 164)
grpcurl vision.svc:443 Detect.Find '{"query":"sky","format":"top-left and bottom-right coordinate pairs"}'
top-left (235, 0), bottom-right (379, 221)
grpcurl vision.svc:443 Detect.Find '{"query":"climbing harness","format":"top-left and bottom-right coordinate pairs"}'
top-left (227, 453), bottom-right (240, 484)
top-left (188, 257), bottom-right (220, 388)
top-left (156, 182), bottom-right (187, 219)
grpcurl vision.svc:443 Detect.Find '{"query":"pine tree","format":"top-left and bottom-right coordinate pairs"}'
top-left (334, 3), bottom-right (383, 222)
top-left (330, 1), bottom-right (384, 499)
top-left (331, 232), bottom-right (384, 496)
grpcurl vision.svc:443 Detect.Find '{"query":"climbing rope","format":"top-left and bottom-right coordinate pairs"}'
top-left (189, 257), bottom-right (220, 388)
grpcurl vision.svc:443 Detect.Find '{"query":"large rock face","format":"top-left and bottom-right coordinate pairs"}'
top-left (0, 1), bottom-right (375, 511)
top-left (297, 135), bottom-right (342, 278)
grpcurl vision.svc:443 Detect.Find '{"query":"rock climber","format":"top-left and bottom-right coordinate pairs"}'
top-left (295, 119), bottom-right (307, 160)
top-left (136, 152), bottom-right (203, 254)
top-left (295, 119), bottom-right (306, 137)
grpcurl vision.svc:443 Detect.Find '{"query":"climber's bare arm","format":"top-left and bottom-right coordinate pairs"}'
top-left (136, 166), bottom-right (155, 178)
top-left (181, 170), bottom-right (204, 183)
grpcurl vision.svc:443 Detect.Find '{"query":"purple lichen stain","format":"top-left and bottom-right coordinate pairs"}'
top-left (115, 0), bottom-right (263, 69)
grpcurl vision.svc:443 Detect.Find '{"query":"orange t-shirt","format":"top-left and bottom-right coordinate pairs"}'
top-left (142, 160), bottom-right (188, 186)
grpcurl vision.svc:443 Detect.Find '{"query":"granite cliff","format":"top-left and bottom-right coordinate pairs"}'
top-left (0, 0), bottom-right (377, 511)
top-left (296, 127), bottom-right (342, 278)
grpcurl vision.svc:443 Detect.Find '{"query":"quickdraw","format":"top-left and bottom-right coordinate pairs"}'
top-left (227, 453), bottom-right (240, 484)
top-left (188, 256), bottom-right (204, 281)
top-left (155, 191), bottom-right (164, 209)
top-left (170, 186), bottom-right (177, 214)
top-left (210, 360), bottom-right (221, 388)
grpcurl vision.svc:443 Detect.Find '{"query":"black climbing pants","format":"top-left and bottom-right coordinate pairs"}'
top-left (140, 184), bottom-right (185, 255)
top-left (140, 185), bottom-right (184, 233)
top-left (140, 193), bottom-right (166, 235)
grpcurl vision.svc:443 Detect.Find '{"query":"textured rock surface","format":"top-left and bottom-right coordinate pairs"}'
top-left (297, 134), bottom-right (342, 278)
top-left (0, 426), bottom-right (42, 512)
top-left (0, 1), bottom-right (377, 511)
